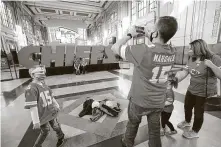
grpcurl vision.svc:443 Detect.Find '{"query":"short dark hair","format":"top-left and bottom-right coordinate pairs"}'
top-left (156, 16), bottom-right (178, 43)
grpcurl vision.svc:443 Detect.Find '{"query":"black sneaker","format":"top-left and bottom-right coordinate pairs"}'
top-left (57, 135), bottom-right (65, 147)
top-left (121, 138), bottom-right (127, 147)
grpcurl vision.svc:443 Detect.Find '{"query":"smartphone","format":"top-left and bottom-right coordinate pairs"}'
top-left (135, 26), bottom-right (145, 37)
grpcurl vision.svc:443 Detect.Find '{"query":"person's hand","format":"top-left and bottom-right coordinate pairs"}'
top-left (204, 59), bottom-right (214, 68)
top-left (33, 122), bottom-right (40, 130)
top-left (165, 101), bottom-right (172, 106)
top-left (144, 26), bottom-right (152, 38)
top-left (54, 102), bottom-right (60, 110)
top-left (128, 26), bottom-right (139, 37)
top-left (56, 105), bottom-right (60, 110)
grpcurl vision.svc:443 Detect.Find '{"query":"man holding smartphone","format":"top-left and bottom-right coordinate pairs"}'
top-left (111, 16), bottom-right (178, 147)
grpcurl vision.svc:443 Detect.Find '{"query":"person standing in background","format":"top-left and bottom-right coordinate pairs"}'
top-left (80, 58), bottom-right (87, 74)
top-left (73, 57), bottom-right (81, 75)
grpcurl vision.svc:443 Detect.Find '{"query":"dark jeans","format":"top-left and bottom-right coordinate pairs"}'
top-left (161, 111), bottom-right (175, 131)
top-left (123, 102), bottom-right (162, 147)
top-left (184, 91), bottom-right (206, 133)
top-left (34, 118), bottom-right (64, 147)
top-left (76, 69), bottom-right (81, 75)
top-left (80, 66), bottom-right (86, 74)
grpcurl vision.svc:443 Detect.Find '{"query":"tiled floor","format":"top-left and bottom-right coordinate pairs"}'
top-left (1, 66), bottom-right (21, 81)
top-left (1, 78), bottom-right (30, 92)
top-left (1, 69), bottom-right (221, 147)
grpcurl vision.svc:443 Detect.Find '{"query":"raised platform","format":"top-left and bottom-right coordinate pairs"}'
top-left (19, 63), bottom-right (120, 78)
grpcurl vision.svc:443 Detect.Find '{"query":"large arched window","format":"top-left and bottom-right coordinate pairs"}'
top-left (0, 2), bottom-right (15, 29)
top-left (55, 27), bottom-right (79, 43)
top-left (108, 12), bottom-right (118, 34)
top-left (138, 0), bottom-right (148, 18)
top-left (49, 27), bottom-right (86, 44)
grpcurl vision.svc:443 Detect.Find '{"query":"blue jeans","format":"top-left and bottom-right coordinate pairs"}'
top-left (34, 118), bottom-right (64, 147)
top-left (123, 102), bottom-right (162, 147)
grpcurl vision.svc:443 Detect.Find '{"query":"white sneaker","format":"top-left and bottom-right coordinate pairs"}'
top-left (160, 128), bottom-right (166, 136)
top-left (177, 120), bottom-right (191, 129)
top-left (166, 129), bottom-right (177, 136)
top-left (183, 130), bottom-right (199, 139)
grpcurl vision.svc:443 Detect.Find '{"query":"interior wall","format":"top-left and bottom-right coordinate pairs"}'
top-left (44, 19), bottom-right (87, 32)
top-left (160, 0), bottom-right (221, 46)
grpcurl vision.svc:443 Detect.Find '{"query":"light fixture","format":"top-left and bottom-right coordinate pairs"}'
top-left (122, 16), bottom-right (130, 33)
top-left (94, 36), bottom-right (98, 44)
top-left (87, 40), bottom-right (92, 45)
top-left (104, 30), bottom-right (107, 39)
top-left (103, 30), bottom-right (108, 45)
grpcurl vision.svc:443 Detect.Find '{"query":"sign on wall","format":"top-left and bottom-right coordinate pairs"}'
top-left (17, 45), bottom-right (117, 68)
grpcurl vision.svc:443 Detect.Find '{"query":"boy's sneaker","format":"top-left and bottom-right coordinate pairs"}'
top-left (160, 128), bottom-right (166, 136)
top-left (57, 135), bottom-right (66, 147)
top-left (166, 129), bottom-right (177, 135)
top-left (183, 130), bottom-right (199, 139)
top-left (121, 138), bottom-right (127, 147)
top-left (177, 120), bottom-right (191, 129)
top-left (121, 137), bottom-right (129, 147)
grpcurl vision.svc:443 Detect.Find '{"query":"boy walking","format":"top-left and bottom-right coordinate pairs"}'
top-left (24, 65), bottom-right (65, 147)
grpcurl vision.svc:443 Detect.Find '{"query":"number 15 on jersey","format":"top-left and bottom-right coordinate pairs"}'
top-left (149, 65), bottom-right (172, 84)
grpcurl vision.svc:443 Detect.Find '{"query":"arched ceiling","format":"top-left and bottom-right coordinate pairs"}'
top-left (24, 0), bottom-right (112, 27)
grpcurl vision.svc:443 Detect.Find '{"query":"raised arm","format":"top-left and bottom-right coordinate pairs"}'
top-left (111, 26), bottom-right (139, 59)
top-left (176, 69), bottom-right (189, 82)
top-left (111, 36), bottom-right (131, 57)
top-left (205, 56), bottom-right (221, 79)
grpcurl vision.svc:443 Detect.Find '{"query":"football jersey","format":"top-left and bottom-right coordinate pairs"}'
top-left (24, 82), bottom-right (59, 125)
top-left (184, 55), bottom-right (221, 97)
top-left (125, 43), bottom-right (176, 108)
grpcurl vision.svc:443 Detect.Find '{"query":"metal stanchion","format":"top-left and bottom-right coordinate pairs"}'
top-left (11, 52), bottom-right (18, 79)
top-left (5, 54), bottom-right (14, 80)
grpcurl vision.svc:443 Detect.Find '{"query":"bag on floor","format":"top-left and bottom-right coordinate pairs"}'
top-left (205, 96), bottom-right (221, 111)
top-left (204, 67), bottom-right (221, 111)
top-left (79, 99), bottom-right (94, 117)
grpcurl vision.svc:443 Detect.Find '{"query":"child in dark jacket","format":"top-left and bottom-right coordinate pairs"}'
top-left (161, 74), bottom-right (178, 136)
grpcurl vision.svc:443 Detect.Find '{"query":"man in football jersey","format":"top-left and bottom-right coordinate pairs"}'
top-left (111, 16), bottom-right (178, 147)
top-left (24, 65), bottom-right (65, 147)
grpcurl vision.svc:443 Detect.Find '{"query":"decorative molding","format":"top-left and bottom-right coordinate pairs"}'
top-left (212, 8), bottom-right (221, 38)
top-left (24, 1), bottom-right (103, 13)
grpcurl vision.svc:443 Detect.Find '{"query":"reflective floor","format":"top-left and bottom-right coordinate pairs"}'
top-left (1, 68), bottom-right (221, 147)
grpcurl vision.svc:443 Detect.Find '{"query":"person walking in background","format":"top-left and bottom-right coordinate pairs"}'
top-left (176, 39), bottom-right (221, 138)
